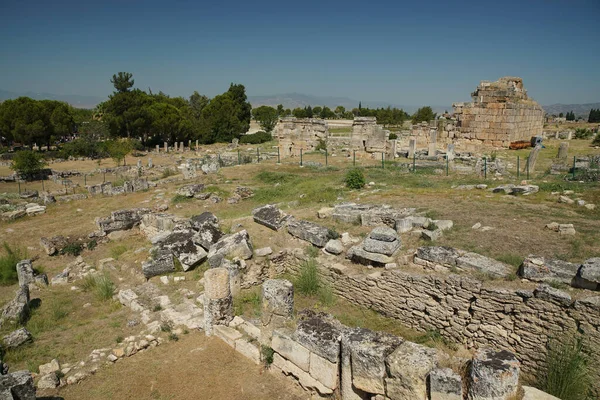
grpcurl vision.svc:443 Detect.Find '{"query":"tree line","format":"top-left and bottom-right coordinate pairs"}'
top-left (588, 109), bottom-right (600, 123)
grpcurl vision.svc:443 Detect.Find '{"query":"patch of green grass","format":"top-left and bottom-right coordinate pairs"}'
top-left (535, 336), bottom-right (594, 400)
top-left (261, 346), bottom-right (275, 365)
top-left (168, 333), bottom-right (179, 341)
top-left (94, 275), bottom-right (115, 301)
top-left (51, 299), bottom-right (71, 321)
top-left (233, 289), bottom-right (261, 317)
top-left (0, 243), bottom-right (26, 286)
top-left (116, 335), bottom-right (124, 344)
top-left (495, 253), bottom-right (524, 268)
top-left (294, 259), bottom-right (320, 296)
top-left (171, 194), bottom-right (192, 204)
top-left (160, 322), bottom-right (172, 333)
top-left (414, 329), bottom-right (458, 351)
top-left (255, 171), bottom-right (301, 185)
top-left (61, 243), bottom-right (83, 257)
top-left (204, 185), bottom-right (230, 198)
top-left (160, 168), bottom-right (177, 179)
top-left (110, 244), bottom-right (128, 260)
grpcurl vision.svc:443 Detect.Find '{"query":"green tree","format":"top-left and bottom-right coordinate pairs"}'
top-left (312, 106), bottom-right (322, 116)
top-left (11, 150), bottom-right (47, 180)
top-left (320, 106), bottom-right (334, 119)
top-left (276, 104), bottom-right (285, 117)
top-left (103, 139), bottom-right (133, 166)
top-left (412, 106), bottom-right (436, 124)
top-left (226, 83), bottom-right (252, 134)
top-left (201, 93), bottom-right (245, 143)
top-left (110, 72), bottom-right (135, 93)
top-left (334, 106), bottom-right (345, 118)
top-left (253, 106), bottom-right (278, 133)
top-left (305, 105), bottom-right (313, 118)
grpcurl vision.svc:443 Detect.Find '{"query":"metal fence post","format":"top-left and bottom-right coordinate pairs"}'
top-left (353, 150), bottom-right (356, 167)
top-left (84, 174), bottom-right (87, 186)
top-left (103, 172), bottom-right (106, 183)
top-left (277, 147), bottom-right (280, 164)
top-left (381, 152), bottom-right (384, 169)
top-left (526, 157), bottom-right (530, 180)
top-left (238, 150), bottom-right (240, 165)
top-left (446, 156), bottom-right (449, 176)
top-left (572, 156), bottom-right (576, 180)
top-left (41, 179), bottom-right (45, 191)
top-left (325, 149), bottom-right (328, 166)
top-left (257, 148), bottom-right (260, 163)
top-left (517, 156), bottom-right (520, 179)
top-left (300, 149), bottom-right (303, 167)
top-left (484, 157), bottom-right (487, 179)
top-left (413, 153), bottom-right (416, 173)
top-left (18, 181), bottom-right (21, 194)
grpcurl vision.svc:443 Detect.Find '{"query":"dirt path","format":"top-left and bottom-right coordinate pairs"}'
top-left (52, 334), bottom-right (307, 400)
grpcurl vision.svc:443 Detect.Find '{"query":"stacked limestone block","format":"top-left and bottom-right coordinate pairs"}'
top-left (351, 117), bottom-right (390, 153)
top-left (273, 117), bottom-right (329, 157)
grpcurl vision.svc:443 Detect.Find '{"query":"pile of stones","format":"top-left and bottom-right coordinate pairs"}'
top-left (347, 226), bottom-right (401, 267)
top-left (519, 255), bottom-right (600, 291)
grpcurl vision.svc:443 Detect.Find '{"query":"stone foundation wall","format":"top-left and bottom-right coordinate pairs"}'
top-left (275, 249), bottom-right (600, 381)
top-left (351, 117), bottom-right (389, 153)
top-left (274, 118), bottom-right (328, 157)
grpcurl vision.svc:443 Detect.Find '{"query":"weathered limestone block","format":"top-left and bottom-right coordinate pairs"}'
top-left (2, 328), bottom-right (32, 349)
top-left (294, 311), bottom-right (342, 364)
top-left (140, 213), bottom-right (179, 238)
top-left (0, 286), bottom-right (30, 328)
top-left (333, 203), bottom-right (374, 225)
top-left (37, 372), bottom-right (59, 389)
top-left (154, 229), bottom-right (207, 271)
top-left (324, 239), bottom-right (344, 255)
top-left (363, 237), bottom-right (400, 256)
top-left (521, 386), bottom-right (560, 400)
top-left (573, 258), bottom-right (600, 291)
top-left (344, 327), bottom-right (403, 395)
top-left (190, 212), bottom-right (223, 250)
top-left (213, 325), bottom-right (242, 347)
top-left (252, 204), bottom-right (290, 231)
top-left (16, 261), bottom-right (34, 288)
top-left (346, 245), bottom-right (394, 266)
top-left (468, 348), bottom-right (519, 400)
top-left (533, 284), bottom-right (572, 306)
top-left (207, 230), bottom-right (253, 268)
top-left (38, 359), bottom-right (60, 376)
top-left (518, 255), bottom-right (579, 285)
top-left (557, 142), bottom-right (568, 159)
top-left (234, 337), bottom-right (261, 364)
top-left (430, 368), bottom-right (463, 400)
top-left (0, 370), bottom-right (36, 400)
top-left (416, 246), bottom-right (461, 267)
top-left (385, 341), bottom-right (438, 400)
top-left (287, 219), bottom-right (331, 247)
top-left (96, 208), bottom-right (151, 234)
top-left (272, 353), bottom-right (333, 395)
top-left (176, 184), bottom-right (204, 197)
top-left (272, 329), bottom-right (311, 372)
top-left (261, 279), bottom-right (294, 328)
top-left (39, 236), bottom-right (68, 256)
top-left (141, 250), bottom-right (175, 279)
top-left (456, 252), bottom-right (513, 278)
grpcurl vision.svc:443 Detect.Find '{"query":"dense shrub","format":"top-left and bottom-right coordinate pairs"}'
top-left (294, 259), bottom-right (320, 296)
top-left (592, 133), bottom-right (600, 146)
top-left (315, 139), bottom-right (327, 151)
top-left (574, 128), bottom-right (593, 140)
top-left (0, 243), bottom-right (25, 285)
top-left (388, 133), bottom-right (398, 140)
top-left (345, 168), bottom-right (366, 189)
top-left (239, 131), bottom-right (272, 144)
top-left (536, 336), bottom-right (593, 400)
top-left (10, 150), bottom-right (47, 180)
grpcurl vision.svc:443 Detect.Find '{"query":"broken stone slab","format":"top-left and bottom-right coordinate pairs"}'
top-left (432, 220), bottom-right (454, 231)
top-left (332, 203), bottom-right (374, 224)
top-left (96, 208), bottom-right (151, 234)
top-left (0, 286), bottom-right (30, 328)
top-left (324, 239), bottom-right (344, 255)
top-left (558, 224), bottom-right (576, 235)
top-left (294, 311), bottom-right (342, 365)
top-left (368, 226), bottom-right (399, 242)
top-left (509, 185), bottom-right (539, 195)
top-left (0, 370), bottom-right (36, 400)
top-left (39, 236), bottom-right (68, 256)
top-left (416, 246), bottom-right (461, 267)
top-left (395, 218), bottom-right (413, 233)
top-left (363, 237), bottom-right (400, 256)
top-left (468, 348), bottom-right (519, 400)
top-left (343, 327), bottom-right (403, 395)
top-left (573, 258), bottom-right (600, 291)
top-left (255, 247), bottom-right (273, 257)
top-left (36, 372), bottom-right (59, 389)
top-left (190, 212), bottom-right (223, 248)
top-left (272, 352), bottom-right (333, 395)
top-left (176, 184), bottom-right (205, 197)
top-left (2, 328), bottom-right (32, 349)
top-left (16, 261), bottom-right (34, 288)
top-left (206, 230), bottom-right (253, 268)
top-left (272, 329), bottom-right (311, 372)
top-left (25, 205), bottom-right (46, 216)
top-left (252, 204), bottom-right (290, 231)
top-left (317, 207), bottom-right (334, 219)
top-left (347, 245), bottom-right (394, 267)
top-left (421, 229), bottom-right (443, 241)
top-left (456, 252), bottom-right (513, 278)
top-left (491, 184), bottom-right (515, 194)
top-left (141, 250), bottom-right (175, 279)
top-left (38, 359), bottom-right (60, 376)
top-left (287, 219), bottom-right (331, 247)
top-left (518, 255), bottom-right (579, 285)
top-left (154, 229), bottom-right (207, 271)
top-left (429, 367), bottom-right (463, 400)
top-left (385, 341), bottom-right (438, 400)
top-left (261, 279), bottom-right (294, 325)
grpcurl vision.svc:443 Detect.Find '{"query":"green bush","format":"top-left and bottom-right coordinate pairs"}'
top-left (536, 336), bottom-right (593, 400)
top-left (160, 168), bottom-right (177, 179)
top-left (110, 245), bottom-right (128, 260)
top-left (315, 139), bottom-right (327, 151)
top-left (574, 128), bottom-right (593, 140)
top-left (10, 150), bottom-right (47, 181)
top-left (239, 131), bottom-right (272, 144)
top-left (261, 346), bottom-right (275, 365)
top-left (94, 275), bottom-right (115, 301)
top-left (295, 259), bottom-right (320, 296)
top-left (0, 243), bottom-right (25, 285)
top-left (345, 168), bottom-right (366, 189)
top-left (61, 243), bottom-right (83, 257)
top-left (388, 133), bottom-right (398, 140)
top-left (592, 134), bottom-right (600, 146)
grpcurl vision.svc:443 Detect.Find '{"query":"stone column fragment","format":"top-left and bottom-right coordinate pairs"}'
top-left (203, 268), bottom-right (233, 336)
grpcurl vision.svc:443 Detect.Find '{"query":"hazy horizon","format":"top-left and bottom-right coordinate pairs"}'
top-left (1, 0), bottom-right (599, 106)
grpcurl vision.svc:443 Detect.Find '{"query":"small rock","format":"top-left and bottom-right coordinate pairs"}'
top-left (558, 195), bottom-right (574, 204)
top-left (472, 222), bottom-right (482, 230)
top-left (255, 247), bottom-right (273, 257)
top-left (324, 239), bottom-right (344, 255)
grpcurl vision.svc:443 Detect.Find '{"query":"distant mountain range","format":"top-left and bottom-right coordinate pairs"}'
top-left (1, 89), bottom-right (598, 119)
top-left (542, 103), bottom-right (600, 119)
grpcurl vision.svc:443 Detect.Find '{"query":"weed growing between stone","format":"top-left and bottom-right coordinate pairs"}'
top-left (0, 242), bottom-right (25, 285)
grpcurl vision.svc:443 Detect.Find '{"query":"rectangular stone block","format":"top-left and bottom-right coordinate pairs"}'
top-left (213, 325), bottom-right (242, 348)
top-left (309, 352), bottom-right (338, 390)
top-left (235, 338), bottom-right (261, 365)
top-left (272, 330), bottom-right (311, 371)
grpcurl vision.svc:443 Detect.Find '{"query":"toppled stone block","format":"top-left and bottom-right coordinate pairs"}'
top-left (261, 279), bottom-right (294, 327)
top-left (324, 239), bottom-right (344, 255)
top-left (252, 205), bottom-right (290, 231)
top-left (573, 258), bottom-right (600, 291)
top-left (39, 236), bottom-right (68, 256)
top-left (142, 250), bottom-right (175, 279)
top-left (347, 245), bottom-right (394, 267)
top-left (0, 370), bottom-right (36, 400)
top-left (456, 252), bottom-right (513, 278)
top-left (190, 212), bottom-right (223, 250)
top-left (207, 230), bottom-right (253, 268)
top-left (0, 286), bottom-right (30, 328)
top-left (518, 255), bottom-right (579, 285)
top-left (509, 185), bottom-right (539, 195)
top-left (2, 328), bottom-right (32, 349)
top-left (38, 359), bottom-right (60, 376)
top-left (468, 348), bottom-right (519, 400)
top-left (416, 246), bottom-right (461, 267)
top-left (154, 229), bottom-right (207, 271)
top-left (272, 330), bottom-right (311, 372)
top-left (421, 229), bottom-right (443, 241)
top-left (287, 219), bottom-right (331, 247)
top-left (369, 226), bottom-right (399, 242)
top-left (16, 261), bottom-right (34, 288)
top-left (385, 341), bottom-right (438, 400)
top-left (176, 184), bottom-right (205, 197)
top-left (363, 237), bottom-right (400, 256)
top-left (255, 247), bottom-right (273, 257)
top-left (37, 372), bottom-right (59, 389)
top-left (430, 368), bottom-right (463, 400)
top-left (343, 327), bottom-right (403, 395)
top-left (96, 208), bottom-right (151, 234)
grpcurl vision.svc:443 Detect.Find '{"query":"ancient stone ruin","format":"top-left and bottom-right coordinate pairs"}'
top-left (409, 77), bottom-right (544, 152)
top-left (350, 117), bottom-right (390, 153)
top-left (273, 117), bottom-right (328, 157)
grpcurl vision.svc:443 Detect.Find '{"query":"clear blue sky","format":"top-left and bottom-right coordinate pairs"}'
top-left (1, 0), bottom-right (599, 106)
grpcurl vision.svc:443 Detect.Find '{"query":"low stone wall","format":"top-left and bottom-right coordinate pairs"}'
top-left (275, 249), bottom-right (600, 381)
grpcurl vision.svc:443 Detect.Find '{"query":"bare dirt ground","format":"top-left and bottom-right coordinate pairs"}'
top-left (52, 334), bottom-right (307, 400)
